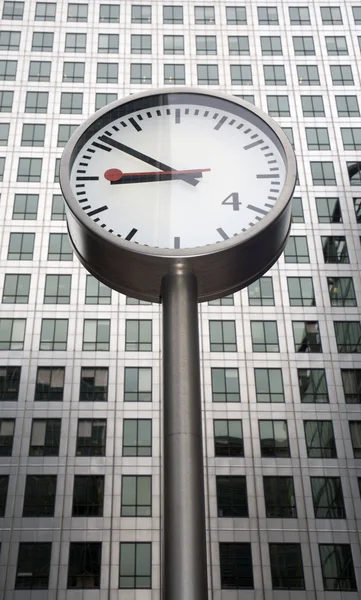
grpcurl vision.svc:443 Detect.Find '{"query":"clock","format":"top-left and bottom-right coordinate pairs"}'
top-left (60, 88), bottom-right (297, 302)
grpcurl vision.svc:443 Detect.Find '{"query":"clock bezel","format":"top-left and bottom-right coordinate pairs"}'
top-left (60, 87), bottom-right (297, 302)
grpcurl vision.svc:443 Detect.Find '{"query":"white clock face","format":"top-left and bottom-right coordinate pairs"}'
top-left (69, 93), bottom-right (287, 249)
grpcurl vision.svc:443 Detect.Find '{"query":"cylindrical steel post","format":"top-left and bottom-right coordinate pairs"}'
top-left (162, 266), bottom-right (208, 600)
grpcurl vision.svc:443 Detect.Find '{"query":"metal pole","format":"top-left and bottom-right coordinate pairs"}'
top-left (161, 265), bottom-right (208, 600)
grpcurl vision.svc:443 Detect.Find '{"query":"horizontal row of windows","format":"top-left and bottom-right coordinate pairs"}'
top-left (1, 417), bottom-right (361, 458)
top-left (0, 317), bottom-right (360, 353)
top-left (3, 3), bottom-right (361, 27)
top-left (0, 540), bottom-right (357, 591)
top-left (1, 364), bottom-right (361, 405)
top-left (0, 473), bottom-right (360, 520)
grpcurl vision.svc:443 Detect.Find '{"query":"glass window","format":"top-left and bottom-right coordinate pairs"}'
top-left (301, 95), bottom-right (325, 117)
top-left (57, 124), bottom-right (78, 147)
top-left (258, 6), bottom-right (278, 25)
top-left (251, 321), bottom-right (279, 352)
top-left (51, 195), bottom-right (66, 220)
top-left (130, 63), bottom-right (152, 84)
top-left (23, 475), bottom-right (56, 517)
top-left (124, 367), bottom-right (152, 402)
top-left (208, 294), bottom-right (234, 306)
top-left (228, 36), bottom-right (249, 55)
top-left (269, 544), bottom-right (305, 590)
top-left (220, 543), bottom-right (253, 589)
top-left (264, 476), bottom-right (297, 517)
top-left (284, 236), bottom-right (309, 262)
top-left (131, 5), bottom-right (151, 23)
top-left (0, 475), bottom-right (9, 516)
top-left (297, 65), bottom-right (320, 85)
top-left (255, 368), bottom-right (284, 402)
top-left (83, 319), bottom-right (110, 351)
top-left (8, 232), bottom-right (35, 260)
top-left (353, 6), bottom-right (361, 24)
top-left (288, 277), bottom-right (315, 306)
top-left (67, 543), bottom-right (101, 589)
top-left (197, 64), bottom-right (219, 85)
top-left (231, 64), bottom-right (252, 84)
top-left (119, 542), bottom-right (151, 589)
top-left (76, 419), bottom-right (106, 456)
top-left (334, 321), bottom-right (361, 353)
top-left (47, 233), bottom-right (72, 261)
top-left (121, 475), bottom-right (152, 516)
top-left (29, 418), bottom-right (61, 456)
top-left (293, 36), bottom-right (315, 55)
top-left (311, 477), bottom-right (346, 519)
top-left (328, 277), bottom-right (356, 307)
top-left (289, 6), bottom-right (310, 24)
top-left (60, 92), bottom-right (82, 114)
top-left (226, 6), bottom-right (247, 24)
top-left (25, 91), bottom-right (48, 113)
top-left (0, 366), bottom-right (20, 400)
top-left (12, 194), bottom-right (38, 221)
top-left (259, 420), bottom-right (290, 457)
top-left (261, 36), bottom-right (282, 56)
top-left (123, 419), bottom-right (152, 456)
top-left (29, 60), bottom-right (51, 81)
top-left (72, 475), bottom-right (104, 516)
top-left (194, 6), bottom-right (215, 24)
top-left (44, 274), bottom-right (71, 304)
top-left (35, 2), bottom-right (56, 21)
top-left (164, 64), bottom-right (185, 85)
top-left (330, 65), bottom-right (354, 85)
top-left (292, 321), bottom-right (322, 352)
top-left (0, 59), bottom-right (17, 80)
top-left (322, 236), bottom-right (349, 263)
top-left (2, 1), bottom-right (24, 19)
top-left (17, 157), bottom-right (42, 181)
top-left (267, 95), bottom-right (290, 117)
top-left (132, 34), bottom-right (152, 54)
top-left (341, 369), bottom-right (361, 403)
top-left (15, 543), bottom-right (51, 589)
top-left (96, 62), bottom-right (118, 84)
top-left (216, 475), bottom-right (248, 517)
top-left (163, 5), bottom-right (183, 24)
top-left (311, 161), bottom-right (336, 185)
top-left (326, 36), bottom-right (348, 55)
top-left (64, 32), bottom-right (86, 53)
top-left (350, 421), bottom-right (361, 457)
top-left (99, 4), bottom-right (120, 23)
top-left (209, 320), bottom-right (237, 351)
top-left (63, 61), bottom-right (84, 83)
top-left (39, 319), bottom-right (68, 351)
top-left (95, 93), bottom-right (117, 110)
top-left (316, 197), bottom-right (342, 223)
top-left (283, 127), bottom-right (294, 147)
top-left (31, 31), bottom-right (53, 51)
top-left (341, 127), bottom-right (361, 150)
top-left (125, 319), bottom-right (152, 351)
top-left (321, 6), bottom-right (342, 24)
top-left (348, 162), bottom-right (361, 185)
top-left (306, 127), bottom-right (330, 150)
top-left (211, 368), bottom-right (240, 402)
top-left (67, 3), bottom-right (88, 22)
top-left (248, 277), bottom-right (274, 305)
top-left (0, 90), bottom-right (13, 112)
top-left (0, 418), bottom-right (15, 455)
top-left (35, 367), bottom-right (65, 401)
top-left (0, 30), bottom-right (20, 50)
top-left (164, 35), bottom-right (184, 55)
top-left (298, 369), bottom-right (328, 403)
top-left (214, 419), bottom-right (243, 456)
top-left (319, 544), bottom-right (357, 591)
top-left (85, 275), bottom-right (111, 304)
top-left (0, 156), bottom-right (5, 180)
top-left (264, 65), bottom-right (286, 85)
top-left (0, 319), bottom-right (25, 350)
top-left (336, 95), bottom-right (360, 117)
top-left (21, 123), bottom-right (45, 147)
top-left (196, 35), bottom-right (217, 55)
top-left (304, 420), bottom-right (337, 458)
top-left (2, 274), bottom-right (30, 304)
top-left (80, 367), bottom-right (108, 402)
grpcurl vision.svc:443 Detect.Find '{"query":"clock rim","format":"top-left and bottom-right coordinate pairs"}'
top-left (60, 86), bottom-right (297, 258)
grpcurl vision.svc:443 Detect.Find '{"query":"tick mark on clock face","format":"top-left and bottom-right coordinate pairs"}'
top-left (244, 139), bottom-right (264, 150)
top-left (125, 228), bottom-right (138, 241)
top-left (174, 237), bottom-right (180, 248)
top-left (87, 205), bottom-right (108, 217)
top-left (247, 204), bottom-right (268, 215)
top-left (76, 176), bottom-right (99, 181)
top-left (217, 227), bottom-right (229, 240)
top-left (129, 117), bottom-right (142, 132)
top-left (92, 141), bottom-right (112, 152)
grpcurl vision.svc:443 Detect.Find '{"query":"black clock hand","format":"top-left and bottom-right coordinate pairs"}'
top-left (98, 135), bottom-right (200, 187)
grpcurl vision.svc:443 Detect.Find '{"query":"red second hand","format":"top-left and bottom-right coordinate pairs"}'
top-left (104, 167), bottom-right (211, 182)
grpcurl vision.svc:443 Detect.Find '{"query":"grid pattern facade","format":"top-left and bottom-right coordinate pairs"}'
top-left (0, 0), bottom-right (361, 598)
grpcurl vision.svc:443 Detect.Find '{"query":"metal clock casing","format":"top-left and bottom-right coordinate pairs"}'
top-left (60, 87), bottom-right (297, 302)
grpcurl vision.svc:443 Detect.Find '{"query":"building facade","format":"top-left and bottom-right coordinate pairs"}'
top-left (0, 0), bottom-right (361, 597)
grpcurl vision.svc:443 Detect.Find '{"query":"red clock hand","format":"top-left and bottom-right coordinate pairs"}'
top-left (104, 168), bottom-right (210, 183)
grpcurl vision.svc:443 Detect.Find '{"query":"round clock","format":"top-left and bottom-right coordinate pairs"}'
top-left (60, 88), bottom-right (297, 302)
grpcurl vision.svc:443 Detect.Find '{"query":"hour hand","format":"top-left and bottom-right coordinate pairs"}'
top-left (98, 135), bottom-right (200, 186)
top-left (104, 168), bottom-right (210, 185)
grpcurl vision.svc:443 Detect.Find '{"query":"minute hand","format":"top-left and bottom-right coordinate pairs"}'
top-left (98, 135), bottom-right (199, 187)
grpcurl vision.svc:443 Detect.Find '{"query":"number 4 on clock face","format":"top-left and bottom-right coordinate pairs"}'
top-left (222, 192), bottom-right (241, 211)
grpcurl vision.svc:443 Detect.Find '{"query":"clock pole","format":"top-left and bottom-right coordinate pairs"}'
top-left (162, 265), bottom-right (208, 600)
